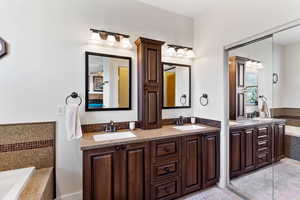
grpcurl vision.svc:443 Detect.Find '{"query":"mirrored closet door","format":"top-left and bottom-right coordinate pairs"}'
top-left (272, 24), bottom-right (300, 200)
top-left (228, 36), bottom-right (276, 200)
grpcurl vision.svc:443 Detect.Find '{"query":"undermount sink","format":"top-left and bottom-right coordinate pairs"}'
top-left (253, 117), bottom-right (274, 121)
top-left (173, 125), bottom-right (206, 131)
top-left (93, 131), bottom-right (136, 142)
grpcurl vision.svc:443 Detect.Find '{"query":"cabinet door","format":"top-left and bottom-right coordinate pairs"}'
top-left (244, 129), bottom-right (255, 172)
top-left (202, 133), bottom-right (219, 188)
top-left (120, 142), bottom-right (150, 200)
top-left (230, 130), bottom-right (245, 178)
top-left (83, 147), bottom-right (117, 200)
top-left (136, 38), bottom-right (164, 130)
top-left (182, 135), bottom-right (202, 194)
top-left (275, 124), bottom-right (285, 161)
top-left (237, 61), bottom-right (245, 87)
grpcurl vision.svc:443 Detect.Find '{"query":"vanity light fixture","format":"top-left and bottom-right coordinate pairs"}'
top-left (166, 44), bottom-right (195, 59)
top-left (89, 29), bottom-right (132, 49)
top-left (246, 60), bottom-right (263, 70)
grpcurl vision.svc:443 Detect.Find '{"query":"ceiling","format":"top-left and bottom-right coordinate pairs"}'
top-left (274, 26), bottom-right (300, 46)
top-left (137, 0), bottom-right (219, 18)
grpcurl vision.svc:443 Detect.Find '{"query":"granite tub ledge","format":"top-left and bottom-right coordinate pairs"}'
top-left (230, 118), bottom-right (286, 129)
top-left (80, 124), bottom-right (220, 151)
top-left (19, 167), bottom-right (53, 200)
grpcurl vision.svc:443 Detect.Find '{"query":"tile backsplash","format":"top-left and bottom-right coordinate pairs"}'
top-left (0, 122), bottom-right (55, 171)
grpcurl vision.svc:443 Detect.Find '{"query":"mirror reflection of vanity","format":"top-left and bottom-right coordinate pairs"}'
top-left (85, 52), bottom-right (131, 111)
top-left (162, 63), bottom-right (191, 109)
top-left (229, 56), bottom-right (261, 120)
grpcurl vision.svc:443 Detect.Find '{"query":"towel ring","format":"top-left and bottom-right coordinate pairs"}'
top-left (200, 94), bottom-right (208, 106)
top-left (180, 94), bottom-right (187, 106)
top-left (65, 92), bottom-right (82, 105)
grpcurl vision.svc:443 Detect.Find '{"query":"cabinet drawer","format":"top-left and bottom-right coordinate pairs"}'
top-left (152, 161), bottom-right (178, 180)
top-left (257, 127), bottom-right (268, 137)
top-left (257, 147), bottom-right (269, 154)
top-left (256, 153), bottom-right (268, 164)
top-left (151, 177), bottom-right (180, 200)
top-left (151, 138), bottom-right (180, 162)
top-left (257, 139), bottom-right (269, 149)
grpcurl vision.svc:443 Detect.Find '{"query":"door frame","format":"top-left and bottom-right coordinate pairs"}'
top-left (223, 19), bottom-right (300, 199)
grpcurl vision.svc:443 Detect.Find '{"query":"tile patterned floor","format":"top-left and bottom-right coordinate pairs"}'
top-left (178, 187), bottom-right (243, 200)
top-left (231, 158), bottom-right (300, 200)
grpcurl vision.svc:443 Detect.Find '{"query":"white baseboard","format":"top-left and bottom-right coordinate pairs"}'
top-left (55, 191), bottom-right (82, 200)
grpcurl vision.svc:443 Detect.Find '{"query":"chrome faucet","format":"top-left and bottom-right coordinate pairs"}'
top-left (105, 121), bottom-right (117, 132)
top-left (176, 116), bottom-right (185, 126)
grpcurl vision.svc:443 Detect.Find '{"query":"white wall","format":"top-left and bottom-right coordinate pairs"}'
top-left (193, 0), bottom-right (300, 187)
top-left (274, 42), bottom-right (300, 108)
top-left (0, 0), bottom-right (193, 198)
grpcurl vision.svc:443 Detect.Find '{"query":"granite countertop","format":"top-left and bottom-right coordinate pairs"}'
top-left (80, 124), bottom-right (220, 150)
top-left (19, 167), bottom-right (53, 200)
top-left (230, 118), bottom-right (286, 129)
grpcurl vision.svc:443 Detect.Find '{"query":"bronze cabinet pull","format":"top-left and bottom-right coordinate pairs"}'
top-left (258, 141), bottom-right (267, 145)
top-left (164, 167), bottom-right (171, 173)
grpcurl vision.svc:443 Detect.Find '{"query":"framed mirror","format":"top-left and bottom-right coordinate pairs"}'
top-left (85, 52), bottom-right (131, 111)
top-left (162, 63), bottom-right (191, 109)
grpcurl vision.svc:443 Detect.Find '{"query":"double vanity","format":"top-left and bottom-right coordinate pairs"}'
top-left (81, 37), bottom-right (220, 200)
top-left (81, 124), bottom-right (220, 200)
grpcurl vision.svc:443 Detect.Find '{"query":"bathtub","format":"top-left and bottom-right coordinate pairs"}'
top-left (286, 125), bottom-right (300, 137)
top-left (0, 167), bottom-right (35, 200)
top-left (285, 126), bottom-right (300, 161)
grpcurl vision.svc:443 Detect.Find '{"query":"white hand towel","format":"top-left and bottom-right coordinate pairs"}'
top-left (65, 103), bottom-right (82, 141)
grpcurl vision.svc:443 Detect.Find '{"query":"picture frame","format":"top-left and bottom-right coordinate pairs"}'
top-left (93, 76), bottom-right (104, 92)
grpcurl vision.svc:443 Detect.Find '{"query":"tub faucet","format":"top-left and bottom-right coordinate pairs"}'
top-left (105, 121), bottom-right (117, 132)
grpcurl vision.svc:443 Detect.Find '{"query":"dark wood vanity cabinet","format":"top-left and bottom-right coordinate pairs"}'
top-left (202, 133), bottom-right (219, 188)
top-left (274, 124), bottom-right (285, 161)
top-left (229, 56), bottom-right (247, 120)
top-left (135, 38), bottom-right (165, 129)
top-left (83, 132), bottom-right (220, 200)
top-left (230, 123), bottom-right (285, 179)
top-left (181, 135), bottom-right (202, 195)
top-left (83, 142), bottom-right (150, 200)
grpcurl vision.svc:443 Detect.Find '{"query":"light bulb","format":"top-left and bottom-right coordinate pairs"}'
top-left (90, 32), bottom-right (99, 40)
top-left (89, 32), bottom-right (103, 44)
top-left (106, 35), bottom-right (116, 46)
top-left (186, 49), bottom-right (195, 58)
top-left (245, 61), bottom-right (252, 67)
top-left (257, 62), bottom-right (263, 69)
top-left (162, 45), bottom-right (168, 57)
top-left (176, 48), bottom-right (185, 57)
top-left (121, 37), bottom-right (132, 49)
top-left (166, 47), bottom-right (176, 57)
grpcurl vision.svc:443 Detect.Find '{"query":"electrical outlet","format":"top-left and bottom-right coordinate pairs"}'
top-left (57, 105), bottom-right (65, 116)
